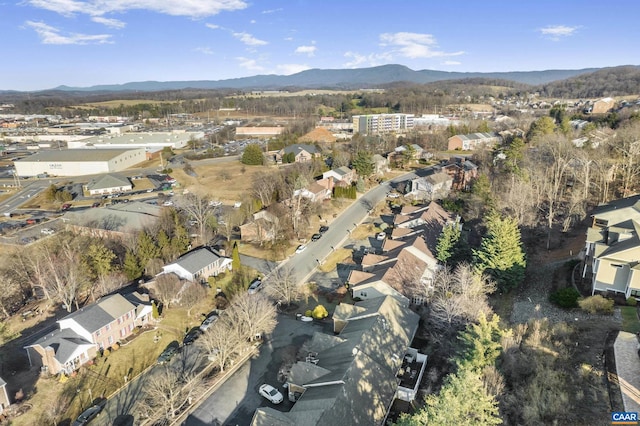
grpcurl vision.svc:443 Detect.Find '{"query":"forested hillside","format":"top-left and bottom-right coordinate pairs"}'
top-left (537, 65), bottom-right (640, 98)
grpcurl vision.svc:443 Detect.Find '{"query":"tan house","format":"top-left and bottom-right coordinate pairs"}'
top-left (442, 156), bottom-right (479, 190)
top-left (322, 166), bottom-right (357, 186)
top-left (251, 296), bottom-right (420, 426)
top-left (582, 195), bottom-right (640, 298)
top-left (25, 294), bottom-right (138, 375)
top-left (240, 210), bottom-right (280, 242)
top-left (447, 132), bottom-right (501, 151)
top-left (276, 144), bottom-right (321, 163)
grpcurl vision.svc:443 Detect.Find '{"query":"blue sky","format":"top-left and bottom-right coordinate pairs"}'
top-left (2, 0), bottom-right (638, 91)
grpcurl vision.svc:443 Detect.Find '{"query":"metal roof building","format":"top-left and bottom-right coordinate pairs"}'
top-left (67, 131), bottom-right (204, 150)
top-left (14, 148), bottom-right (146, 177)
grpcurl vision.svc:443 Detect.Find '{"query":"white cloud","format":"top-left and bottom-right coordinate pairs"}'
top-left (295, 45), bottom-right (316, 57)
top-left (443, 60), bottom-right (461, 66)
top-left (379, 32), bottom-right (464, 59)
top-left (233, 31), bottom-right (267, 46)
top-left (539, 25), bottom-right (580, 41)
top-left (195, 47), bottom-right (213, 55)
top-left (205, 23), bottom-right (220, 30)
top-left (343, 51), bottom-right (392, 68)
top-left (236, 57), bottom-right (265, 72)
top-left (26, 20), bottom-right (112, 44)
top-left (261, 8), bottom-right (282, 14)
top-left (91, 16), bottom-right (125, 29)
top-left (26, 0), bottom-right (249, 19)
top-left (250, 19), bottom-right (256, 24)
top-left (277, 64), bottom-right (310, 75)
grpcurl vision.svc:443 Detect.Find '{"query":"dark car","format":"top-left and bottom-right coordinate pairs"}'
top-left (311, 233), bottom-right (322, 241)
top-left (319, 225), bottom-right (329, 234)
top-left (72, 404), bottom-right (102, 426)
top-left (183, 329), bottom-right (202, 345)
top-left (157, 341), bottom-right (180, 364)
top-left (91, 202), bottom-right (101, 208)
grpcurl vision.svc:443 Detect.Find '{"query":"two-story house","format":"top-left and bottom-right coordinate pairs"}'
top-left (405, 172), bottom-right (453, 201)
top-left (25, 294), bottom-right (138, 375)
top-left (276, 144), bottom-right (321, 163)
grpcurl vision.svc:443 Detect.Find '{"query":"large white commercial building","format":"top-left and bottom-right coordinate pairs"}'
top-left (14, 148), bottom-right (146, 177)
top-left (353, 113), bottom-right (415, 135)
top-left (67, 131), bottom-right (204, 150)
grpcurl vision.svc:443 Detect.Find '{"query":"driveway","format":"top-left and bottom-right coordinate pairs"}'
top-left (614, 331), bottom-right (640, 412)
top-left (184, 314), bottom-right (326, 426)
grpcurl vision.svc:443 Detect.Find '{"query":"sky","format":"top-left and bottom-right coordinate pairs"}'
top-left (1, 0), bottom-right (639, 91)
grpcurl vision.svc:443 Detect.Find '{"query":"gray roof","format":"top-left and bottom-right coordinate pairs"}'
top-left (282, 144), bottom-right (319, 156)
top-left (253, 296), bottom-right (419, 426)
top-left (0, 377), bottom-right (5, 387)
top-left (86, 173), bottom-right (131, 191)
top-left (172, 246), bottom-right (221, 274)
top-left (14, 148), bottom-right (140, 163)
top-left (453, 132), bottom-right (500, 141)
top-left (62, 294), bottom-right (135, 334)
top-left (64, 201), bottom-right (161, 233)
top-left (29, 328), bottom-right (94, 365)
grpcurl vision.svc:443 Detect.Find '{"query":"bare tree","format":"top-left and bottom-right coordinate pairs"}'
top-left (135, 367), bottom-right (203, 424)
top-left (429, 264), bottom-right (495, 332)
top-left (179, 283), bottom-right (207, 317)
top-left (153, 273), bottom-right (182, 309)
top-left (227, 292), bottom-right (277, 341)
top-left (40, 240), bottom-right (90, 312)
top-left (176, 192), bottom-right (217, 245)
top-left (198, 315), bottom-right (247, 372)
top-left (612, 122), bottom-right (640, 197)
top-left (252, 171), bottom-right (279, 208)
top-left (495, 175), bottom-right (538, 227)
top-left (265, 265), bottom-right (299, 307)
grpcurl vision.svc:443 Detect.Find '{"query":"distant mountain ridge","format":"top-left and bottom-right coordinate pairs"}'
top-left (47, 64), bottom-right (604, 93)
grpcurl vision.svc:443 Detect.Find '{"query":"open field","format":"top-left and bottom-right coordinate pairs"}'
top-left (72, 99), bottom-right (182, 109)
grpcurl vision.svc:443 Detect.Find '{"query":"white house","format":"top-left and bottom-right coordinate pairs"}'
top-left (161, 246), bottom-right (232, 282)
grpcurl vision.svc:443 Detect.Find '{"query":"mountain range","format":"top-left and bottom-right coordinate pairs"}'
top-left (48, 64), bottom-right (604, 93)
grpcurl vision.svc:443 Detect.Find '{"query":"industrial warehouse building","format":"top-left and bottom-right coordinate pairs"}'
top-left (14, 148), bottom-right (146, 177)
top-left (67, 131), bottom-right (204, 150)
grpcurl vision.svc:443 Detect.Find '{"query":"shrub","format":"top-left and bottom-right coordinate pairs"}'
top-left (549, 287), bottom-right (580, 308)
top-left (627, 297), bottom-right (638, 307)
top-left (312, 305), bottom-right (329, 320)
top-left (103, 349), bottom-right (111, 357)
top-left (111, 342), bottom-right (120, 351)
top-left (579, 295), bottom-right (615, 314)
top-left (305, 309), bottom-right (313, 317)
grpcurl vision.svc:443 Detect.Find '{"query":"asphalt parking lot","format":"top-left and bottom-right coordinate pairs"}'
top-left (185, 314), bottom-right (327, 426)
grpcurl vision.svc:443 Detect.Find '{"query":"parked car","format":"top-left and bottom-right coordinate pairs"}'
top-left (91, 202), bottom-right (101, 208)
top-left (386, 192), bottom-right (400, 198)
top-left (61, 203), bottom-right (72, 211)
top-left (259, 384), bottom-right (283, 404)
top-left (376, 232), bottom-right (387, 241)
top-left (200, 315), bottom-right (218, 332)
top-left (157, 341), bottom-right (180, 364)
top-left (295, 244), bottom-right (307, 254)
top-left (40, 228), bottom-right (54, 235)
top-left (162, 201), bottom-right (174, 207)
top-left (183, 329), bottom-right (202, 345)
top-left (311, 233), bottom-right (322, 242)
top-left (72, 404), bottom-right (102, 426)
top-left (319, 225), bottom-right (329, 234)
top-left (248, 278), bottom-right (263, 294)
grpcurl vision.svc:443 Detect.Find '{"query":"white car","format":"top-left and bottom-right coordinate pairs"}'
top-left (40, 228), bottom-right (54, 235)
top-left (259, 384), bottom-right (283, 404)
top-left (376, 232), bottom-right (386, 240)
top-left (386, 192), bottom-right (400, 198)
top-left (162, 201), bottom-right (174, 207)
top-left (295, 244), bottom-right (307, 254)
top-left (200, 315), bottom-right (218, 332)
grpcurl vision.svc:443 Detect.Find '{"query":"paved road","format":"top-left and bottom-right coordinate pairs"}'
top-left (184, 314), bottom-right (326, 426)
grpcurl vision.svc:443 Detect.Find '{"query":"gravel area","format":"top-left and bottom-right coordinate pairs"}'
top-left (510, 261), bottom-right (622, 325)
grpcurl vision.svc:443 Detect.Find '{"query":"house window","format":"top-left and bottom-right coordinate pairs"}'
top-left (612, 264), bottom-right (624, 268)
top-left (120, 328), bottom-right (126, 337)
top-left (108, 336), bottom-right (114, 345)
top-left (129, 324), bottom-right (134, 332)
top-left (105, 324), bottom-right (111, 331)
top-left (118, 317), bottom-right (122, 324)
top-left (96, 329), bottom-right (101, 337)
top-left (125, 312), bottom-right (130, 320)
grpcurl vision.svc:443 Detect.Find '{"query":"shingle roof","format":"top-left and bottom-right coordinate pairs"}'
top-left (282, 144), bottom-right (319, 155)
top-left (29, 328), bottom-right (94, 365)
top-left (62, 294), bottom-right (135, 334)
top-left (64, 201), bottom-right (161, 233)
top-left (172, 246), bottom-right (221, 274)
top-left (86, 173), bottom-right (131, 191)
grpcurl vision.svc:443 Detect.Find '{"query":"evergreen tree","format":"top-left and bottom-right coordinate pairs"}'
top-left (137, 231), bottom-right (160, 268)
top-left (436, 222), bottom-right (461, 264)
top-left (151, 300), bottom-right (160, 319)
top-left (474, 213), bottom-right (526, 291)
top-left (123, 250), bottom-right (143, 280)
top-left (457, 313), bottom-right (504, 372)
top-left (170, 225), bottom-right (190, 259)
top-left (352, 151), bottom-right (374, 178)
top-left (395, 368), bottom-right (502, 426)
top-left (232, 241), bottom-right (241, 271)
top-left (241, 143), bottom-right (264, 165)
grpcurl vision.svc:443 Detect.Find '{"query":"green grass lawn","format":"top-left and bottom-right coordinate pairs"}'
top-left (620, 305), bottom-right (640, 334)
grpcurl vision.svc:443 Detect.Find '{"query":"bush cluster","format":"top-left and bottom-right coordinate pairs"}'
top-left (549, 287), bottom-right (581, 309)
top-left (578, 295), bottom-right (615, 314)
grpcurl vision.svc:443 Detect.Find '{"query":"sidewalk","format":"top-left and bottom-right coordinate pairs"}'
top-left (613, 331), bottom-right (640, 412)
